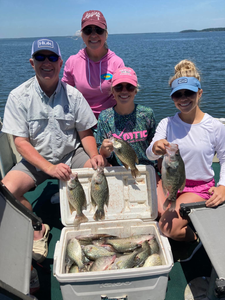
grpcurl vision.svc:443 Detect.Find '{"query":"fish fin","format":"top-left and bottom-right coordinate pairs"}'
top-left (122, 162), bottom-right (129, 170)
top-left (69, 201), bottom-right (76, 213)
top-left (93, 208), bottom-right (105, 221)
top-left (179, 178), bottom-right (186, 192)
top-left (105, 193), bottom-right (109, 207)
top-left (163, 199), bottom-right (171, 210)
top-left (162, 183), bottom-right (168, 198)
top-left (91, 196), bottom-right (97, 208)
top-left (82, 197), bottom-right (87, 210)
top-left (131, 167), bottom-right (141, 179)
top-left (168, 201), bottom-right (176, 212)
top-left (74, 213), bottom-right (88, 227)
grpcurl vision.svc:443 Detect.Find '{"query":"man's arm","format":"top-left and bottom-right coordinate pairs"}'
top-left (78, 129), bottom-right (104, 168)
top-left (14, 136), bottom-right (71, 181)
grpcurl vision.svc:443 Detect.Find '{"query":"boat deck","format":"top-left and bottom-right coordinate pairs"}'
top-left (27, 163), bottom-right (220, 300)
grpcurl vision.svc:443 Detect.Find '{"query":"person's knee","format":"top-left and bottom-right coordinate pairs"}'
top-left (2, 170), bottom-right (35, 199)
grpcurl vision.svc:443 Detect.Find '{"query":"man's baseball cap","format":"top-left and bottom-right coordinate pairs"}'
top-left (31, 38), bottom-right (61, 57)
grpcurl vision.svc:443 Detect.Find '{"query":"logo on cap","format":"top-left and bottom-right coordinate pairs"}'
top-left (37, 39), bottom-right (54, 49)
top-left (83, 11), bottom-right (101, 20)
top-left (178, 78), bottom-right (188, 84)
top-left (119, 69), bottom-right (132, 76)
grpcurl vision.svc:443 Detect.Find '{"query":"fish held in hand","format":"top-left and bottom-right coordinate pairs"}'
top-left (91, 167), bottom-right (109, 221)
top-left (161, 143), bottom-right (186, 211)
top-left (109, 137), bottom-right (140, 178)
top-left (66, 173), bottom-right (88, 226)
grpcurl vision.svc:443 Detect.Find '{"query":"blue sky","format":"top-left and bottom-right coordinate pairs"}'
top-left (1, 0), bottom-right (225, 38)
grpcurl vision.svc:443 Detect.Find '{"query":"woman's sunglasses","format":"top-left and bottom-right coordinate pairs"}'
top-left (114, 83), bottom-right (136, 93)
top-left (33, 53), bottom-right (59, 62)
top-left (82, 26), bottom-right (105, 35)
top-left (172, 90), bottom-right (196, 99)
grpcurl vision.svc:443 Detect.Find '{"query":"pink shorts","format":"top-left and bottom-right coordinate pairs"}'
top-left (178, 179), bottom-right (215, 200)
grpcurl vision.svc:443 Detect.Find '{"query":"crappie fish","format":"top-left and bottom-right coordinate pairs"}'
top-left (66, 173), bottom-right (88, 226)
top-left (76, 234), bottom-right (117, 242)
top-left (135, 241), bottom-right (151, 266)
top-left (110, 250), bottom-right (139, 270)
top-left (91, 167), bottom-right (109, 221)
top-left (161, 143), bottom-right (186, 211)
top-left (65, 254), bottom-right (74, 273)
top-left (106, 234), bottom-right (154, 252)
top-left (69, 264), bottom-right (79, 273)
top-left (148, 237), bottom-right (160, 254)
top-left (143, 253), bottom-right (162, 267)
top-left (109, 137), bottom-right (140, 178)
top-left (90, 255), bottom-right (117, 272)
top-left (82, 245), bottom-right (116, 260)
top-left (66, 238), bottom-right (84, 269)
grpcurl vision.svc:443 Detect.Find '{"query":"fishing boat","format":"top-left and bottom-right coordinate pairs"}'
top-left (0, 118), bottom-right (225, 300)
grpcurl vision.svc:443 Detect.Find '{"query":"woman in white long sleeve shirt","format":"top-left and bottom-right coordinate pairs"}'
top-left (146, 59), bottom-right (225, 262)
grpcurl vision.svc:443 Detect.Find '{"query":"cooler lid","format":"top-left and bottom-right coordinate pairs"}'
top-left (59, 165), bottom-right (158, 227)
top-left (0, 186), bottom-right (33, 295)
top-left (187, 203), bottom-right (225, 279)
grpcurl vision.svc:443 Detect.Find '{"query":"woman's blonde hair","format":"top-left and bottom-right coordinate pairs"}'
top-left (169, 59), bottom-right (201, 86)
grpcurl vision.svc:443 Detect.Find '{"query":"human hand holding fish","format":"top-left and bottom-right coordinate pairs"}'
top-left (99, 139), bottom-right (114, 158)
top-left (48, 163), bottom-right (72, 181)
top-left (152, 139), bottom-right (170, 156)
top-left (206, 185), bottom-right (225, 207)
top-left (90, 154), bottom-right (105, 169)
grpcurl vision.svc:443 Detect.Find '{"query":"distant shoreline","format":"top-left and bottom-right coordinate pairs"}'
top-left (180, 27), bottom-right (225, 33)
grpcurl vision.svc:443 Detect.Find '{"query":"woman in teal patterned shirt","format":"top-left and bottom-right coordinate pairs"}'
top-left (96, 67), bottom-right (156, 166)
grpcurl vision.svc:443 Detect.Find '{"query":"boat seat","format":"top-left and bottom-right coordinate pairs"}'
top-left (181, 202), bottom-right (225, 299)
top-left (0, 131), bottom-right (21, 180)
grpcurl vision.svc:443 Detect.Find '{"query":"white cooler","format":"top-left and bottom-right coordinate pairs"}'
top-left (53, 165), bottom-right (174, 300)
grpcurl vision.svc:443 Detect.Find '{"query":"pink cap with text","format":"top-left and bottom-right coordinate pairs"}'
top-left (112, 67), bottom-right (138, 87)
top-left (81, 10), bottom-right (107, 30)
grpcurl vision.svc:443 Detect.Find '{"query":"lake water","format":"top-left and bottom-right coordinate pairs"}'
top-left (0, 31), bottom-right (225, 124)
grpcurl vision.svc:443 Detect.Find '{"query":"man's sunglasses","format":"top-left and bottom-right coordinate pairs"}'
top-left (82, 26), bottom-right (105, 35)
top-left (172, 90), bottom-right (196, 99)
top-left (113, 83), bottom-right (136, 93)
top-left (33, 53), bottom-right (59, 62)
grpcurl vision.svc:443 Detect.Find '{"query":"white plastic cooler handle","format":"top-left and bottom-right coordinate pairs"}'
top-left (101, 295), bottom-right (128, 300)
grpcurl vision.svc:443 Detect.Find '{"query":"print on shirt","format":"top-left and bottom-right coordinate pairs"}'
top-left (101, 73), bottom-right (113, 80)
top-left (110, 120), bottom-right (148, 143)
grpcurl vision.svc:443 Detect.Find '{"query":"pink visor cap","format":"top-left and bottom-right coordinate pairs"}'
top-left (112, 67), bottom-right (138, 87)
top-left (81, 10), bottom-right (107, 30)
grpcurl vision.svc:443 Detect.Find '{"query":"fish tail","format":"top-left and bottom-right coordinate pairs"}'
top-left (131, 167), bottom-right (141, 179)
top-left (93, 208), bottom-right (105, 221)
top-left (74, 212), bottom-right (88, 227)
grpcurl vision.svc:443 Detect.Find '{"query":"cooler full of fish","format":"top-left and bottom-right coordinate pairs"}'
top-left (53, 165), bottom-right (174, 300)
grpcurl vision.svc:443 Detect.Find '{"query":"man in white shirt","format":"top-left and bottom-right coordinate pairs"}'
top-left (2, 38), bottom-right (104, 262)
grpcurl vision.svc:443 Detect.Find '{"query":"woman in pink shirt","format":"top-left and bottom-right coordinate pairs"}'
top-left (62, 10), bottom-right (125, 121)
